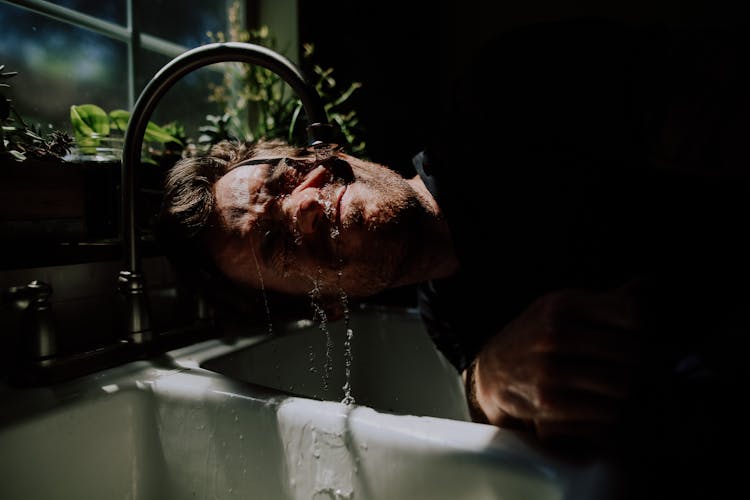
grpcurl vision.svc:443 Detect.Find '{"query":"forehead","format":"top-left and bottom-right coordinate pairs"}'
top-left (214, 163), bottom-right (270, 229)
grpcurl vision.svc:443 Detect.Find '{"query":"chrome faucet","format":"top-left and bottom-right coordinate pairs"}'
top-left (120, 42), bottom-right (335, 343)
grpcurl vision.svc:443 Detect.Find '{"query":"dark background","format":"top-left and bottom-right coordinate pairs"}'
top-left (297, 0), bottom-right (749, 170)
top-left (294, 0), bottom-right (750, 308)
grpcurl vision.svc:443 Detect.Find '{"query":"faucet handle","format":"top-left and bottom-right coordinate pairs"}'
top-left (3, 280), bottom-right (58, 361)
top-left (117, 270), bottom-right (152, 343)
top-left (26, 280), bottom-right (52, 302)
top-left (25, 280), bottom-right (57, 360)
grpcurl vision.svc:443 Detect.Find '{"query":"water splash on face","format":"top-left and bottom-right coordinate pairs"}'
top-left (291, 215), bottom-right (303, 246)
top-left (319, 192), bottom-right (340, 239)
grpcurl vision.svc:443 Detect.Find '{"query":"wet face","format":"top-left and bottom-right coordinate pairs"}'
top-left (210, 153), bottom-right (427, 298)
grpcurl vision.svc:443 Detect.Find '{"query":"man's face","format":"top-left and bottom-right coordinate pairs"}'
top-left (210, 153), bottom-right (425, 298)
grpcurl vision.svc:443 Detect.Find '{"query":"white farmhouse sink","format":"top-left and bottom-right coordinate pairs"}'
top-left (0, 306), bottom-right (618, 500)
top-left (195, 306), bottom-right (470, 421)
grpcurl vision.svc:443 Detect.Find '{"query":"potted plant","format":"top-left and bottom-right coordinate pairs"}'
top-left (1, 64), bottom-right (74, 164)
top-left (202, 2), bottom-right (366, 155)
top-left (0, 65), bottom-right (183, 251)
top-left (67, 103), bottom-right (184, 240)
top-left (1, 64), bottom-right (86, 255)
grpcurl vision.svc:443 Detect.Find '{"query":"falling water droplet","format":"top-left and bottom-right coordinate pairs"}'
top-left (251, 248), bottom-right (274, 336)
top-left (292, 215), bottom-right (303, 245)
top-left (309, 275), bottom-right (333, 392)
top-left (338, 262), bottom-right (355, 406)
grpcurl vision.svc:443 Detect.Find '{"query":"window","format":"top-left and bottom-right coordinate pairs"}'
top-left (0, 0), bottom-right (237, 139)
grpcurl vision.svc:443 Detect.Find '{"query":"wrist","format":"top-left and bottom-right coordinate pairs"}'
top-left (464, 357), bottom-right (489, 424)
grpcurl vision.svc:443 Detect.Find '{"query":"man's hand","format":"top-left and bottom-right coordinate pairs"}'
top-left (468, 282), bottom-right (644, 444)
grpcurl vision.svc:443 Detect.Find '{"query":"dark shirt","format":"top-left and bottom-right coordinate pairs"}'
top-left (412, 17), bottom-right (750, 499)
top-left (414, 17), bottom-right (750, 375)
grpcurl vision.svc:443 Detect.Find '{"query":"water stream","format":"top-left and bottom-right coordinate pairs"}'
top-left (338, 268), bottom-right (355, 406)
top-left (309, 276), bottom-right (334, 393)
top-left (251, 248), bottom-right (274, 336)
top-left (253, 167), bottom-right (356, 405)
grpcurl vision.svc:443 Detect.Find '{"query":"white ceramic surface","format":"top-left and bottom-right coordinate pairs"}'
top-left (195, 306), bottom-right (470, 421)
top-left (0, 307), bottom-right (618, 500)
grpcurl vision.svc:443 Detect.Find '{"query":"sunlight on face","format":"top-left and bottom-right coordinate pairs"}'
top-left (210, 154), bottom-right (425, 298)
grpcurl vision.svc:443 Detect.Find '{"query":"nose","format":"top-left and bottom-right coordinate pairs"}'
top-left (287, 191), bottom-right (323, 235)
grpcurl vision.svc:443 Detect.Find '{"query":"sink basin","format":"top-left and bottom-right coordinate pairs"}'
top-left (196, 306), bottom-right (470, 421)
top-left (0, 306), bottom-right (618, 500)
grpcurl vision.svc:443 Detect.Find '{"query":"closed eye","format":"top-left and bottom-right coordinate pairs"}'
top-left (263, 159), bottom-right (314, 195)
top-left (259, 227), bottom-right (293, 274)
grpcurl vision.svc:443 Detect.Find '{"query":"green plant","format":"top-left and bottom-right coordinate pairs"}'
top-left (304, 42), bottom-right (365, 154)
top-left (69, 103), bottom-right (183, 164)
top-left (1, 64), bottom-right (73, 162)
top-left (203, 2), bottom-right (366, 155)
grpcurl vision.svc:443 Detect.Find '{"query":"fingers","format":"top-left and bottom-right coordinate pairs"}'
top-left (535, 319), bottom-right (642, 363)
top-left (484, 378), bottom-right (629, 444)
top-left (536, 357), bottom-right (634, 399)
top-left (472, 284), bottom-right (647, 443)
top-left (489, 365), bottom-right (630, 421)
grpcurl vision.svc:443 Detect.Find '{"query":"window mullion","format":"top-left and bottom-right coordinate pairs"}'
top-left (3, 0), bottom-right (130, 41)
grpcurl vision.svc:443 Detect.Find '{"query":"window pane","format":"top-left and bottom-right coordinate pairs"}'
top-left (0, 3), bottom-right (128, 132)
top-left (136, 0), bottom-right (229, 49)
top-left (137, 51), bottom-right (224, 142)
top-left (49, 0), bottom-right (126, 25)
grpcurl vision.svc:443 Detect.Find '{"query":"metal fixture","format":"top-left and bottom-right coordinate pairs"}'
top-left (4, 279), bottom-right (57, 363)
top-left (120, 41), bottom-right (335, 342)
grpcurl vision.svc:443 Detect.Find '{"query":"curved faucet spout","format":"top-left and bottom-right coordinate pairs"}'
top-left (120, 42), bottom-right (335, 340)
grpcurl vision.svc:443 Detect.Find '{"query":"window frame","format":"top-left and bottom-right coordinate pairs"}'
top-left (2, 0), bottom-right (202, 108)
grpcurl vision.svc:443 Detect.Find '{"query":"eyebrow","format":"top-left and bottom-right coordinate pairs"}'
top-left (232, 157), bottom-right (286, 168)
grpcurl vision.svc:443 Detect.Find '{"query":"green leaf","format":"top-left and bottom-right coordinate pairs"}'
top-left (109, 109), bottom-right (130, 132)
top-left (144, 121), bottom-right (183, 146)
top-left (70, 104), bottom-right (110, 137)
top-left (24, 129), bottom-right (43, 141)
top-left (287, 101), bottom-right (302, 143)
top-left (9, 149), bottom-right (26, 161)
